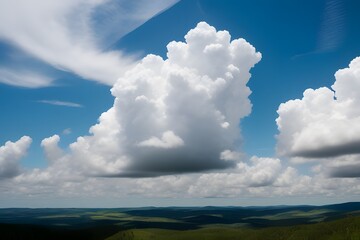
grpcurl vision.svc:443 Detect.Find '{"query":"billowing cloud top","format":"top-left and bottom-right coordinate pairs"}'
top-left (44, 22), bottom-right (261, 177)
top-left (0, 136), bottom-right (32, 179)
top-left (276, 57), bottom-right (360, 177)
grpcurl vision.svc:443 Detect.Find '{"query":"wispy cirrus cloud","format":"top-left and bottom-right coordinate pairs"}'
top-left (0, 67), bottom-right (54, 88)
top-left (38, 100), bottom-right (83, 108)
top-left (0, 0), bottom-right (179, 87)
top-left (317, 0), bottom-right (345, 52)
top-left (292, 0), bottom-right (345, 59)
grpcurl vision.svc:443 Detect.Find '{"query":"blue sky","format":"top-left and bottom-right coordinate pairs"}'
top-left (0, 0), bottom-right (360, 207)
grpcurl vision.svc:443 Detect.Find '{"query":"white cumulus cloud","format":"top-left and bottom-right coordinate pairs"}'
top-left (276, 56), bottom-right (360, 177)
top-left (36, 22), bottom-right (261, 178)
top-left (41, 135), bottom-right (64, 163)
top-left (0, 136), bottom-right (32, 179)
top-left (2, 154), bottom-right (360, 206)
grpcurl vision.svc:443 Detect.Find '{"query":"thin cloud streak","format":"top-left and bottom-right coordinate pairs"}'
top-left (292, 0), bottom-right (345, 59)
top-left (317, 0), bottom-right (345, 52)
top-left (0, 67), bottom-right (54, 88)
top-left (38, 100), bottom-right (83, 108)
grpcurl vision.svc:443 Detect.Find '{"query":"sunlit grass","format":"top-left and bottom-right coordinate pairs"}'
top-left (106, 215), bottom-right (360, 240)
top-left (244, 209), bottom-right (333, 220)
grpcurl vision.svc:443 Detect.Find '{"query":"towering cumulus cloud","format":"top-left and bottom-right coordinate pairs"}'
top-left (0, 136), bottom-right (32, 179)
top-left (44, 22), bottom-right (261, 177)
top-left (276, 57), bottom-right (360, 177)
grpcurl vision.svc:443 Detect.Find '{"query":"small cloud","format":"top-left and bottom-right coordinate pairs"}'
top-left (38, 100), bottom-right (83, 108)
top-left (62, 128), bottom-right (72, 135)
top-left (41, 135), bottom-right (64, 163)
top-left (0, 67), bottom-right (54, 88)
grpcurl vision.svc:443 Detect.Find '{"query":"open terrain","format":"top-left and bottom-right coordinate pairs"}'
top-left (0, 202), bottom-right (359, 240)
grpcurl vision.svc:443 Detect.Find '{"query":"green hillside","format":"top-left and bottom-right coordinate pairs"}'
top-left (1, 203), bottom-right (360, 240)
top-left (106, 215), bottom-right (360, 240)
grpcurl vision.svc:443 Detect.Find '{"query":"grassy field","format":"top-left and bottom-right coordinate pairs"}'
top-left (0, 203), bottom-right (359, 240)
top-left (244, 209), bottom-right (333, 221)
top-left (89, 212), bottom-right (181, 223)
top-left (106, 215), bottom-right (360, 240)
